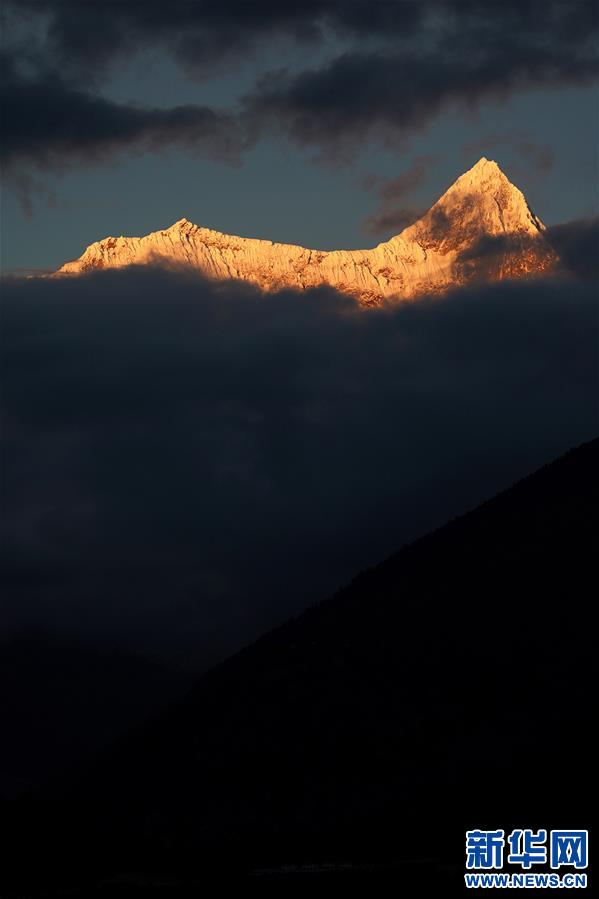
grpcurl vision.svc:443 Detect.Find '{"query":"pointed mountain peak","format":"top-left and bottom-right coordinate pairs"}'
top-left (470, 156), bottom-right (501, 172)
top-left (396, 156), bottom-right (545, 250)
top-left (450, 157), bottom-right (511, 192)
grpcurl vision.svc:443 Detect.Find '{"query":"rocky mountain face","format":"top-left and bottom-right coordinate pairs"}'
top-left (56, 158), bottom-right (556, 303)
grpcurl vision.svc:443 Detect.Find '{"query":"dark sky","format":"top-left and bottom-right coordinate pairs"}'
top-left (1, 0), bottom-right (598, 272)
top-left (1, 1), bottom-right (598, 669)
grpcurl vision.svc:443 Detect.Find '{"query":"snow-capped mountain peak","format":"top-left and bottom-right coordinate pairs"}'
top-left (55, 159), bottom-right (556, 304)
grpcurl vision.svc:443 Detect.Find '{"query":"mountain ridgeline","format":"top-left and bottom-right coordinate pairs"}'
top-left (55, 158), bottom-right (556, 304)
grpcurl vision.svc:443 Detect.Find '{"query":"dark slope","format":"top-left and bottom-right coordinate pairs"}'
top-left (0, 633), bottom-right (191, 797)
top-left (5, 438), bottom-right (598, 889)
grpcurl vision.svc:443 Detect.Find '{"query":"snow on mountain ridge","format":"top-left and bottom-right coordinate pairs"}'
top-left (55, 159), bottom-right (556, 303)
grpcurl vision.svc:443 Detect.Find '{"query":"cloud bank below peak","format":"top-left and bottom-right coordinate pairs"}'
top-left (1, 264), bottom-right (596, 664)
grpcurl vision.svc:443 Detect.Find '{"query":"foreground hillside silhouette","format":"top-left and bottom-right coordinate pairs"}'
top-left (4, 439), bottom-right (597, 892)
top-left (0, 633), bottom-right (190, 798)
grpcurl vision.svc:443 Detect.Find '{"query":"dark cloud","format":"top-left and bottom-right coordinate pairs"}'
top-left (8, 1), bottom-right (597, 84)
top-left (510, 141), bottom-right (554, 174)
top-left (3, 1), bottom-right (597, 172)
top-left (363, 156), bottom-right (435, 203)
top-left (363, 207), bottom-right (425, 237)
top-left (0, 52), bottom-right (246, 174)
top-left (1, 266), bottom-right (596, 667)
top-left (362, 155), bottom-right (434, 236)
top-left (4, 1), bottom-right (427, 80)
top-left (462, 134), bottom-right (555, 173)
top-left (245, 34), bottom-right (597, 158)
top-left (456, 217), bottom-right (599, 279)
top-left (546, 217), bottom-right (599, 279)
top-left (243, 1), bottom-right (598, 157)
top-left (7, 170), bottom-right (58, 220)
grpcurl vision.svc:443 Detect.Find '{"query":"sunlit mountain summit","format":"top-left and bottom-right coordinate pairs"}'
top-left (56, 159), bottom-right (556, 304)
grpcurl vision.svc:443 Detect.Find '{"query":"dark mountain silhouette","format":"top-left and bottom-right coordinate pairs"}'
top-left (0, 632), bottom-right (191, 798)
top-left (3, 438), bottom-right (597, 892)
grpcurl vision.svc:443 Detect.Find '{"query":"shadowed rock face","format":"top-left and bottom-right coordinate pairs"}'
top-left (55, 158), bottom-right (556, 303)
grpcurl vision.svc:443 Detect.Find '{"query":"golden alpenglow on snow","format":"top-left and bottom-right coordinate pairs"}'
top-left (55, 159), bottom-right (556, 304)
